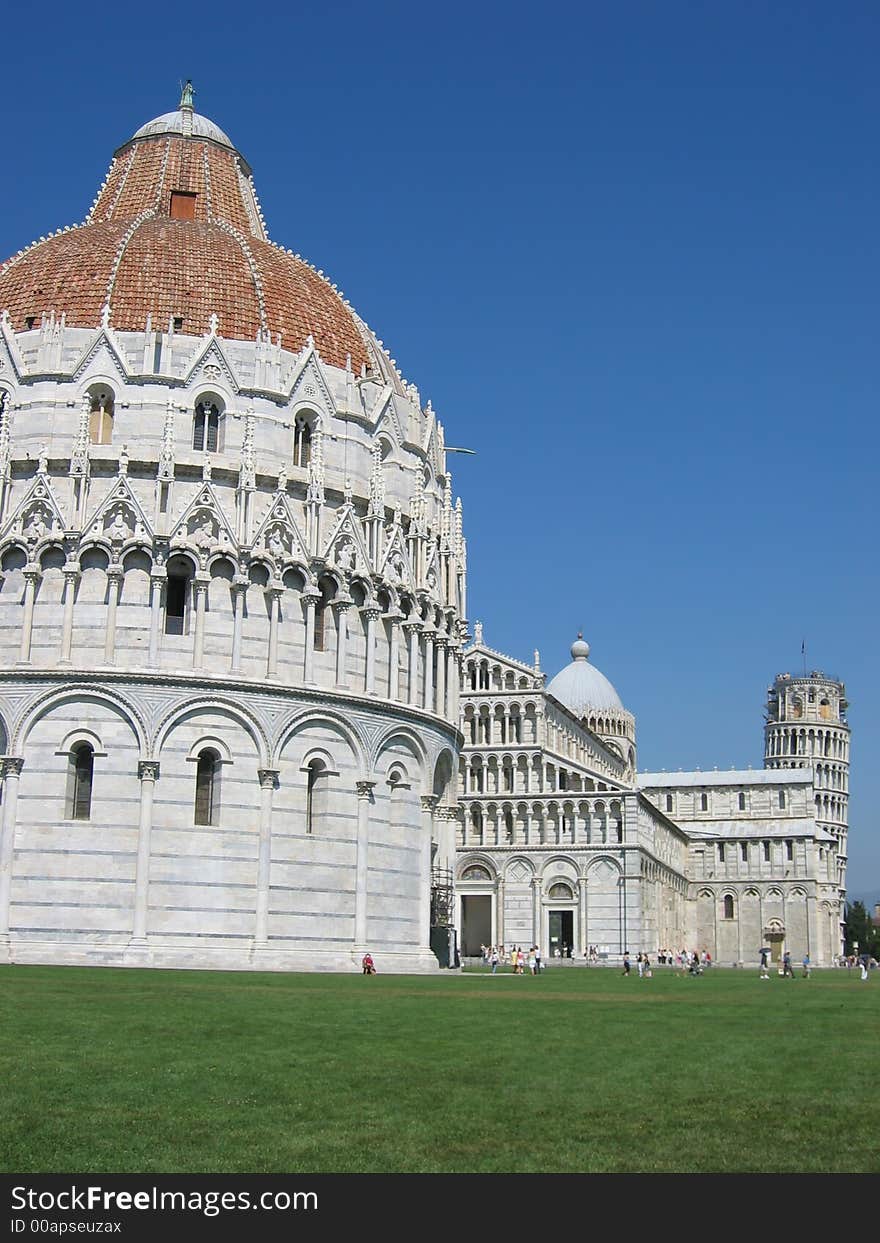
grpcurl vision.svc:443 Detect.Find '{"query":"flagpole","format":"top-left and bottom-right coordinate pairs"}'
top-left (802, 640), bottom-right (806, 678)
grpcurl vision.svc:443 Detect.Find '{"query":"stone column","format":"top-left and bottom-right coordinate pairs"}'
top-left (447, 645), bottom-right (460, 722)
top-left (192, 572), bottom-right (209, 669)
top-left (420, 795), bottom-right (439, 950)
top-left (388, 612), bottom-right (401, 700)
top-left (532, 876), bottom-right (542, 948)
top-left (230, 578), bottom-right (247, 673)
top-left (266, 583), bottom-right (283, 678)
top-left (806, 891), bottom-right (818, 961)
top-left (579, 875), bottom-right (588, 957)
top-left (363, 607), bottom-right (380, 695)
top-left (0, 757), bottom-right (24, 940)
top-left (435, 638), bottom-right (447, 718)
top-left (130, 760), bottom-right (159, 945)
top-left (104, 565), bottom-right (123, 665)
top-left (436, 803), bottom-right (460, 875)
top-left (405, 622), bottom-right (422, 706)
top-left (496, 877), bottom-right (505, 947)
top-left (354, 780), bottom-right (376, 947)
top-left (59, 563), bottom-right (80, 664)
top-left (334, 598), bottom-right (351, 688)
top-left (18, 567), bottom-right (39, 663)
top-left (302, 590), bottom-right (319, 684)
top-left (423, 630), bottom-right (435, 713)
top-left (148, 569), bottom-right (165, 666)
top-left (254, 768), bottom-right (280, 948)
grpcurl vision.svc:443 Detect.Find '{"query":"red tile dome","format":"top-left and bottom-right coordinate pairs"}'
top-left (0, 90), bottom-right (374, 373)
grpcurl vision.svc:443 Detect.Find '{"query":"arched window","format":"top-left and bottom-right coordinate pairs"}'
top-left (700, 792), bottom-right (709, 812)
top-left (306, 758), bottom-right (326, 834)
top-left (193, 398), bottom-right (223, 452)
top-left (88, 389), bottom-right (114, 445)
top-left (164, 558), bottom-right (192, 635)
top-left (717, 842), bottom-right (725, 863)
top-left (314, 578), bottom-right (335, 652)
top-left (778, 789), bottom-right (786, 809)
top-left (723, 894), bottom-right (735, 920)
top-left (293, 414), bottom-right (313, 469)
top-left (738, 792), bottom-right (746, 811)
top-left (194, 748), bottom-right (221, 826)
top-left (666, 794), bottom-right (673, 813)
top-left (504, 810), bottom-right (514, 842)
top-left (67, 743), bottom-right (94, 820)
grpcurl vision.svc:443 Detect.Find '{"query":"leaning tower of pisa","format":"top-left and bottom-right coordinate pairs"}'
top-left (764, 670), bottom-right (850, 953)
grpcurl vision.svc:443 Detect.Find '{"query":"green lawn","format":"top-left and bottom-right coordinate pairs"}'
top-left (1, 963), bottom-right (877, 1173)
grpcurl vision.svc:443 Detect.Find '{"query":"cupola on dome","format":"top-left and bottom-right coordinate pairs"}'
top-left (127, 83), bottom-right (238, 153)
top-left (546, 634), bottom-right (625, 716)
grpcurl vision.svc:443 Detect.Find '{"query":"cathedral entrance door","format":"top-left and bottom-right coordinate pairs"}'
top-left (765, 920), bottom-right (785, 963)
top-left (768, 933), bottom-right (784, 963)
top-left (461, 895), bottom-right (492, 957)
top-left (548, 910), bottom-right (573, 958)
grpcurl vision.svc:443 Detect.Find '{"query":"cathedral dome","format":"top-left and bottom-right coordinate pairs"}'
top-left (0, 85), bottom-right (375, 373)
top-left (546, 635), bottom-right (624, 715)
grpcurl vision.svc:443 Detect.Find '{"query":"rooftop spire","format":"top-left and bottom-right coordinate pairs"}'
top-left (179, 80), bottom-right (195, 111)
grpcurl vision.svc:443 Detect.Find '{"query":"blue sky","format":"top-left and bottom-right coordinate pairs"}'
top-left (4, 2), bottom-right (878, 901)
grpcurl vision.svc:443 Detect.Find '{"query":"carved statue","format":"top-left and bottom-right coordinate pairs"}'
top-left (193, 515), bottom-right (215, 550)
top-left (24, 509), bottom-right (47, 543)
top-left (336, 538), bottom-right (355, 572)
top-left (108, 508), bottom-right (130, 542)
top-left (388, 550), bottom-right (405, 583)
top-left (268, 527), bottom-right (286, 559)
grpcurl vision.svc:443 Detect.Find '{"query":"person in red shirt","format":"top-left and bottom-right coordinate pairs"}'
top-left (362, 953), bottom-right (375, 975)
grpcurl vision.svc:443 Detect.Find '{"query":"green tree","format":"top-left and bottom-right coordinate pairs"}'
top-left (844, 901), bottom-right (879, 957)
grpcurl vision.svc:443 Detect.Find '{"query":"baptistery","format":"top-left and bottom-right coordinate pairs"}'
top-left (0, 85), bottom-right (465, 971)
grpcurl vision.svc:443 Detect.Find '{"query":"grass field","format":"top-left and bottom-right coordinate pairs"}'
top-left (2, 963), bottom-right (877, 1173)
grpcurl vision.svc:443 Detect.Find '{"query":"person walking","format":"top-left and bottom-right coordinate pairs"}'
top-left (782, 950), bottom-right (794, 978)
top-left (535, 945), bottom-right (543, 973)
top-left (528, 946), bottom-right (537, 975)
top-left (802, 954), bottom-right (811, 979)
top-left (490, 946), bottom-right (499, 974)
top-left (759, 948), bottom-right (770, 979)
top-left (860, 956), bottom-right (869, 982)
top-left (622, 952), bottom-right (631, 976)
top-left (637, 952), bottom-right (644, 978)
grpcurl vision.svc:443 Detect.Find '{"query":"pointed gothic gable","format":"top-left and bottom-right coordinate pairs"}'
top-left (322, 505), bottom-right (373, 578)
top-left (252, 491), bottom-right (309, 565)
top-left (0, 317), bottom-right (23, 381)
top-left (286, 346), bottom-right (336, 420)
top-left (84, 474), bottom-right (153, 547)
top-left (181, 336), bottom-right (241, 393)
top-left (378, 523), bottom-right (416, 593)
top-left (71, 328), bottom-right (132, 384)
top-left (424, 542), bottom-right (442, 599)
top-left (2, 470), bottom-right (68, 547)
top-left (372, 390), bottom-right (404, 450)
top-left (170, 481), bottom-right (237, 566)
top-left (422, 421), bottom-right (441, 476)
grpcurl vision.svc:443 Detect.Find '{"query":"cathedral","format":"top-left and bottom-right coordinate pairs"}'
top-left (457, 628), bottom-right (848, 966)
top-left (0, 90), bottom-right (849, 972)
